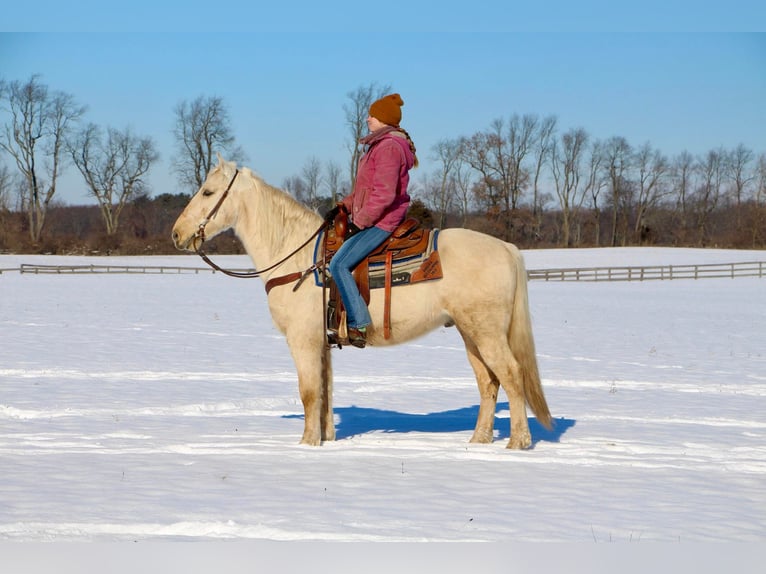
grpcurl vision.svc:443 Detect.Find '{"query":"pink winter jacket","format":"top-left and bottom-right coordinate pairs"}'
top-left (341, 128), bottom-right (415, 232)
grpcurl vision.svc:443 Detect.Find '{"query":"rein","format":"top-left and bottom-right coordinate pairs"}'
top-left (193, 168), bottom-right (330, 282)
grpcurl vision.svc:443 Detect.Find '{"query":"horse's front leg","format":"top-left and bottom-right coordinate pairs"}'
top-left (288, 335), bottom-right (333, 446)
top-left (320, 344), bottom-right (335, 442)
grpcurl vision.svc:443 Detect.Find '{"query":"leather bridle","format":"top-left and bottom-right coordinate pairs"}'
top-left (193, 168), bottom-right (240, 248)
top-left (192, 168), bottom-right (329, 282)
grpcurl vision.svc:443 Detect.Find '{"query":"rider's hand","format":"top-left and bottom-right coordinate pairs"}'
top-left (324, 204), bottom-right (342, 223)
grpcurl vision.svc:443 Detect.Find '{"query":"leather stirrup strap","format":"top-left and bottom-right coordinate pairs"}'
top-left (354, 259), bottom-right (370, 305)
top-left (384, 251), bottom-right (393, 339)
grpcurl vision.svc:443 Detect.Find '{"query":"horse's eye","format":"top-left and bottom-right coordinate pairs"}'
top-left (202, 190), bottom-right (214, 197)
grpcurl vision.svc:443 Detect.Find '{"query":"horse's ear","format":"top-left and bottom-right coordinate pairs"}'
top-left (216, 152), bottom-right (238, 175)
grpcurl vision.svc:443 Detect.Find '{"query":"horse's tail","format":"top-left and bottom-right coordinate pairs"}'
top-left (508, 245), bottom-right (552, 430)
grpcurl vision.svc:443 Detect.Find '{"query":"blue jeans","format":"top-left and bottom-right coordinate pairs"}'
top-left (328, 225), bottom-right (391, 329)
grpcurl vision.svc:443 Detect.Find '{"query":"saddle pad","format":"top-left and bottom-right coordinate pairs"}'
top-left (313, 228), bottom-right (442, 289)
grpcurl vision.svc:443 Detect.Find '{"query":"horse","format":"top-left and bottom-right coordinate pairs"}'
top-left (171, 155), bottom-right (552, 449)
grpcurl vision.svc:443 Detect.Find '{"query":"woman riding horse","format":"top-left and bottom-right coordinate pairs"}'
top-left (325, 93), bottom-right (418, 348)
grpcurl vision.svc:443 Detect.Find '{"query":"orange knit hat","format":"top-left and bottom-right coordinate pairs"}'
top-left (369, 93), bottom-right (404, 127)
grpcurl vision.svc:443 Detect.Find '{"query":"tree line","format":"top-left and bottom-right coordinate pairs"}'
top-left (1, 75), bottom-right (764, 255)
top-left (421, 119), bottom-right (765, 249)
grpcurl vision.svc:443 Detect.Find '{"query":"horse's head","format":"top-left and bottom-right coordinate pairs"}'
top-left (172, 154), bottom-right (240, 252)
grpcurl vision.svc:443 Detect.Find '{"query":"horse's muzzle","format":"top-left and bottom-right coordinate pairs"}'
top-left (171, 228), bottom-right (194, 251)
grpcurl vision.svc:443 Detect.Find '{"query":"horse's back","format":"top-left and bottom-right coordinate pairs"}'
top-left (436, 227), bottom-right (524, 282)
top-left (363, 226), bottom-right (526, 345)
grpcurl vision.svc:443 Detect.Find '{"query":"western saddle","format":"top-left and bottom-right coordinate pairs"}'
top-left (324, 210), bottom-right (442, 344)
top-left (264, 210), bottom-right (443, 347)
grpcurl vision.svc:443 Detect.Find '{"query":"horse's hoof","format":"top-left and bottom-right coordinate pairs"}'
top-left (469, 429), bottom-right (494, 444)
top-left (506, 433), bottom-right (532, 450)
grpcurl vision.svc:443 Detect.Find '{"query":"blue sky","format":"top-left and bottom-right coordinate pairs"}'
top-left (1, 30), bottom-right (765, 205)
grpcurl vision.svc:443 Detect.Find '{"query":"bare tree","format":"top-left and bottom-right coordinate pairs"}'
top-left (300, 156), bottom-right (323, 210)
top-left (692, 147), bottom-right (726, 246)
top-left (747, 152), bottom-right (766, 247)
top-left (460, 130), bottom-right (503, 230)
top-left (670, 150), bottom-right (695, 242)
top-left (0, 163), bottom-right (12, 211)
top-left (757, 153), bottom-right (766, 206)
top-left (726, 144), bottom-right (755, 229)
top-left (0, 163), bottom-right (14, 250)
top-left (489, 114), bottom-right (537, 212)
top-left (453, 141), bottom-right (475, 227)
top-left (343, 83), bottom-right (390, 189)
top-left (633, 142), bottom-right (669, 243)
top-left (324, 160), bottom-right (344, 204)
top-left (282, 175), bottom-right (307, 204)
top-left (511, 114), bottom-right (539, 210)
top-left (0, 75), bottom-right (85, 241)
top-left (531, 115), bottom-right (557, 219)
top-left (583, 139), bottom-right (606, 245)
top-left (171, 95), bottom-right (245, 193)
top-left (459, 114), bottom-right (540, 240)
top-left (550, 127), bottom-right (588, 247)
top-left (429, 138), bottom-right (462, 227)
top-left (440, 137), bottom-right (475, 227)
top-left (69, 123), bottom-right (159, 234)
top-left (602, 136), bottom-right (633, 246)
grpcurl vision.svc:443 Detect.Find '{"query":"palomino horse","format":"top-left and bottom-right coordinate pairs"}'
top-left (172, 156), bottom-right (552, 449)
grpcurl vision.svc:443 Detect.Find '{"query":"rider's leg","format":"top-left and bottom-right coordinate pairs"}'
top-left (328, 226), bottom-right (390, 330)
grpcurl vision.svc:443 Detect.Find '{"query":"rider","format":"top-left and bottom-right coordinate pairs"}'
top-left (325, 93), bottom-right (418, 348)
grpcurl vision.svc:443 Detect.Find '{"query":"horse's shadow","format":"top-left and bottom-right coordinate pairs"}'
top-left (284, 402), bottom-right (575, 447)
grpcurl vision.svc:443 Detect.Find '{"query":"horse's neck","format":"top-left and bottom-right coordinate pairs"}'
top-left (234, 177), bottom-right (318, 273)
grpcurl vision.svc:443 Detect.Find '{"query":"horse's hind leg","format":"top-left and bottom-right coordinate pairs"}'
top-left (460, 330), bottom-right (499, 443)
top-left (468, 333), bottom-right (532, 450)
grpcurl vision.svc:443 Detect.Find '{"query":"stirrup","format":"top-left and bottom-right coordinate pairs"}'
top-left (326, 329), bottom-right (342, 347)
top-left (326, 328), bottom-right (366, 349)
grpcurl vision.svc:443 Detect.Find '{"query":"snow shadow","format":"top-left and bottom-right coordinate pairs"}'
top-left (285, 403), bottom-right (575, 446)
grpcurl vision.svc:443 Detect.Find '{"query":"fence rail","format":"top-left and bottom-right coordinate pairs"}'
top-left (526, 260), bottom-right (765, 282)
top-left (10, 264), bottom-right (256, 275)
top-left (2, 260), bottom-right (765, 282)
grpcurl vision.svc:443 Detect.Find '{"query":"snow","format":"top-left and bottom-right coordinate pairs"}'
top-left (1, 247), bottom-right (765, 569)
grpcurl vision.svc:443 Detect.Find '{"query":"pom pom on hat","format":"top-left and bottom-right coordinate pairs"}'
top-left (369, 93), bottom-right (404, 127)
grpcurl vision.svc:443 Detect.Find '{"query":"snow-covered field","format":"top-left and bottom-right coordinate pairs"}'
top-left (1, 247), bottom-right (765, 570)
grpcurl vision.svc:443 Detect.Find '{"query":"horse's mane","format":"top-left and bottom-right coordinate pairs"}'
top-left (238, 167), bottom-right (322, 256)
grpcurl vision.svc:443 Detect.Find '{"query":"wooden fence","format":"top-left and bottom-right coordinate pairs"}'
top-left (12, 263), bottom-right (253, 275)
top-left (526, 260), bottom-right (765, 282)
top-left (1, 260), bottom-right (764, 282)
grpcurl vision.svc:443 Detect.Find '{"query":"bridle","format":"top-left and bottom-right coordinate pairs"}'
top-left (193, 168), bottom-right (240, 249)
top-left (192, 168), bottom-right (329, 282)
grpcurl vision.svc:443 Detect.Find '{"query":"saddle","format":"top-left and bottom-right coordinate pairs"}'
top-left (324, 211), bottom-right (443, 342)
